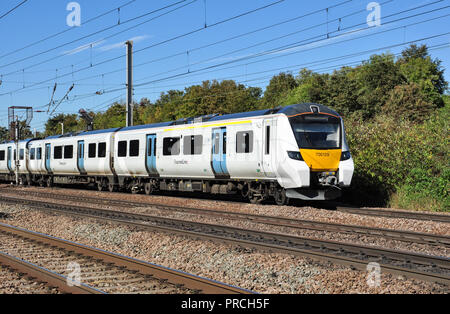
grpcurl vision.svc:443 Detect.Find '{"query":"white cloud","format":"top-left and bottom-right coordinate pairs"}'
top-left (63, 40), bottom-right (106, 55)
top-left (98, 35), bottom-right (151, 52)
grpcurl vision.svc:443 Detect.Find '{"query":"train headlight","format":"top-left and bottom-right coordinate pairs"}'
top-left (341, 151), bottom-right (351, 161)
top-left (287, 151), bottom-right (303, 161)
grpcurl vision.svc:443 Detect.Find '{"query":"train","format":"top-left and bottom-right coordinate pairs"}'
top-left (0, 103), bottom-right (354, 205)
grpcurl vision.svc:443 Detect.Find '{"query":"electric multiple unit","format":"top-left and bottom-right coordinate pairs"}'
top-left (0, 103), bottom-right (354, 205)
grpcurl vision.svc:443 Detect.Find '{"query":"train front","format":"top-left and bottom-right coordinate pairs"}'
top-left (277, 103), bottom-right (354, 201)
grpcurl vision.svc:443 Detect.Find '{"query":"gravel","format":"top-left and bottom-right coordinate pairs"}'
top-left (4, 187), bottom-right (448, 258)
top-left (0, 202), bottom-right (447, 294)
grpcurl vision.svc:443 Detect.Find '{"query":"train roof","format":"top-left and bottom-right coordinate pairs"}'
top-left (22, 103), bottom-right (340, 142)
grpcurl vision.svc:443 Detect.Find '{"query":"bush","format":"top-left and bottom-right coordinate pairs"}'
top-left (343, 101), bottom-right (449, 211)
top-left (382, 83), bottom-right (436, 122)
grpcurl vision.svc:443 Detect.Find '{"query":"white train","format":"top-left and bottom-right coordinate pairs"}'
top-left (0, 103), bottom-right (354, 205)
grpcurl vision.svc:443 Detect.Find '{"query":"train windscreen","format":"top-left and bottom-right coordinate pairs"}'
top-left (289, 115), bottom-right (341, 149)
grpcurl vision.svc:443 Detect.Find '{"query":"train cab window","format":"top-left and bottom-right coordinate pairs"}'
top-left (129, 140), bottom-right (139, 157)
top-left (54, 146), bottom-right (63, 159)
top-left (37, 148), bottom-right (42, 160)
top-left (183, 135), bottom-right (203, 155)
top-left (30, 148), bottom-right (35, 160)
top-left (236, 131), bottom-right (253, 154)
top-left (118, 141), bottom-right (127, 157)
top-left (163, 137), bottom-right (180, 156)
top-left (64, 146), bottom-right (73, 159)
top-left (0, 150), bottom-right (5, 161)
top-left (98, 143), bottom-right (106, 158)
top-left (88, 143), bottom-right (96, 158)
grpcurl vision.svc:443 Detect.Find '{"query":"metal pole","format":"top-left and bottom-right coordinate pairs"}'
top-left (126, 40), bottom-right (133, 127)
top-left (14, 116), bottom-right (19, 186)
top-left (60, 122), bottom-right (64, 135)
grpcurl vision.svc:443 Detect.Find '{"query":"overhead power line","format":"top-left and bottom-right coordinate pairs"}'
top-left (0, 0), bottom-right (28, 21)
top-left (0, 0), bottom-right (137, 60)
top-left (133, 7), bottom-right (450, 87)
top-left (0, 0), bottom-right (287, 96)
top-left (0, 0), bottom-right (194, 71)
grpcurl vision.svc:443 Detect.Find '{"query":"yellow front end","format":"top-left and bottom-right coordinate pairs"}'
top-left (299, 149), bottom-right (342, 172)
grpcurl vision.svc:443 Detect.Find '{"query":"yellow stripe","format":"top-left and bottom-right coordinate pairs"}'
top-left (163, 120), bottom-right (252, 132)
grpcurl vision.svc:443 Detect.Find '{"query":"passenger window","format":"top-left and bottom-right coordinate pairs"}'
top-left (214, 134), bottom-right (220, 155)
top-left (37, 148), bottom-right (42, 160)
top-left (30, 148), bottom-right (35, 160)
top-left (98, 143), bottom-right (106, 158)
top-left (236, 131), bottom-right (253, 154)
top-left (163, 137), bottom-right (180, 156)
top-left (184, 135), bottom-right (203, 155)
top-left (147, 139), bottom-right (153, 157)
top-left (19, 149), bottom-right (24, 161)
top-left (129, 140), bottom-right (139, 157)
top-left (0, 150), bottom-right (5, 161)
top-left (118, 141), bottom-right (127, 157)
top-left (223, 132), bottom-right (227, 154)
top-left (54, 146), bottom-right (63, 159)
top-left (64, 146), bottom-right (73, 159)
top-left (88, 143), bottom-right (96, 158)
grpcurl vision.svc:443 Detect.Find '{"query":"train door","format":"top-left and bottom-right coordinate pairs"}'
top-left (262, 119), bottom-right (276, 178)
top-left (77, 141), bottom-right (86, 174)
top-left (211, 127), bottom-right (229, 177)
top-left (145, 134), bottom-right (157, 175)
top-left (7, 147), bottom-right (12, 172)
top-left (45, 144), bottom-right (51, 173)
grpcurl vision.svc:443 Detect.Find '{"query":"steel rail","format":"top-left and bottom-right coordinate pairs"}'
top-left (0, 222), bottom-right (252, 294)
top-left (1, 195), bottom-right (448, 286)
top-left (1, 190), bottom-right (448, 247)
top-left (4, 186), bottom-right (450, 223)
top-left (0, 250), bottom-right (104, 294)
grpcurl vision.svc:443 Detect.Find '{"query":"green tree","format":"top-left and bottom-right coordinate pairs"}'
top-left (383, 83), bottom-right (435, 122)
top-left (260, 73), bottom-right (298, 109)
top-left (0, 127), bottom-right (9, 142)
top-left (397, 44), bottom-right (447, 107)
top-left (45, 114), bottom-right (80, 136)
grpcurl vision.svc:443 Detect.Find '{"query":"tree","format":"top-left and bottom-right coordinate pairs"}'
top-left (0, 127), bottom-right (9, 142)
top-left (45, 114), bottom-right (80, 136)
top-left (352, 53), bottom-right (405, 119)
top-left (383, 83), bottom-right (436, 122)
top-left (260, 73), bottom-right (298, 109)
top-left (397, 44), bottom-right (447, 107)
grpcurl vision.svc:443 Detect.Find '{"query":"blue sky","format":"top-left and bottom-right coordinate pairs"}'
top-left (0, 0), bottom-right (449, 132)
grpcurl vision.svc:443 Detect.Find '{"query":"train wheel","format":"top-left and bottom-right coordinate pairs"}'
top-left (248, 192), bottom-right (263, 205)
top-left (97, 181), bottom-right (105, 192)
top-left (144, 182), bottom-right (153, 195)
top-left (108, 183), bottom-right (117, 193)
top-left (274, 188), bottom-right (289, 206)
top-left (46, 177), bottom-right (53, 188)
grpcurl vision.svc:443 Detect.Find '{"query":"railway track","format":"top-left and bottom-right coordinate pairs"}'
top-left (1, 189), bottom-right (449, 248)
top-left (4, 186), bottom-right (450, 223)
top-left (0, 194), bottom-right (448, 286)
top-left (335, 206), bottom-right (450, 224)
top-left (0, 222), bottom-right (252, 294)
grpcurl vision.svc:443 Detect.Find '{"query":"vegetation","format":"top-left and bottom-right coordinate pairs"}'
top-left (40, 44), bottom-right (449, 211)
